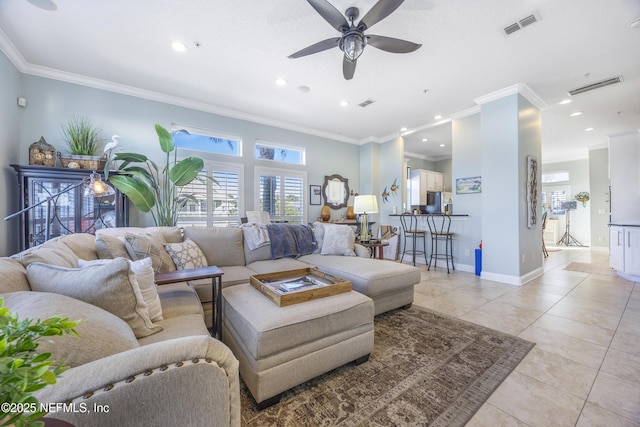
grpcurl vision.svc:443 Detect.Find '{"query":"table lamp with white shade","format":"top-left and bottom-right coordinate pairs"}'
top-left (353, 195), bottom-right (378, 242)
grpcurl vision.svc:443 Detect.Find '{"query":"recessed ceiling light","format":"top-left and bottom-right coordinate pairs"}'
top-left (340, 101), bottom-right (349, 107)
top-left (570, 111), bottom-right (583, 117)
top-left (585, 127), bottom-right (594, 131)
top-left (629, 17), bottom-right (640, 29)
top-left (559, 99), bottom-right (572, 105)
top-left (439, 144), bottom-right (445, 147)
top-left (171, 41), bottom-right (188, 52)
top-left (400, 127), bottom-right (407, 132)
top-left (434, 115), bottom-right (443, 120)
top-left (275, 78), bottom-right (287, 86)
top-left (297, 85), bottom-right (310, 94)
top-left (422, 138), bottom-right (428, 142)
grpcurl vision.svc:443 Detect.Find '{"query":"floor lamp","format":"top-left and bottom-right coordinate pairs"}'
top-left (4, 171), bottom-right (115, 242)
top-left (354, 195), bottom-right (378, 242)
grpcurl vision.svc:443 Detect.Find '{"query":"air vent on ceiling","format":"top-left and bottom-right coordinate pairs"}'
top-left (358, 99), bottom-right (375, 108)
top-left (503, 11), bottom-right (541, 35)
top-left (568, 76), bottom-right (623, 96)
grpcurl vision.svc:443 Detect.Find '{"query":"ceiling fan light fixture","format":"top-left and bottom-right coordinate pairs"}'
top-left (341, 33), bottom-right (366, 62)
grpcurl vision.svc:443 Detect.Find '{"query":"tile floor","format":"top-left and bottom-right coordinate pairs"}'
top-left (408, 247), bottom-right (640, 426)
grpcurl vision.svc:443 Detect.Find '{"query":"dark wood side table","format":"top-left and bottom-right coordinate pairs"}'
top-left (155, 266), bottom-right (224, 339)
top-left (358, 241), bottom-right (390, 260)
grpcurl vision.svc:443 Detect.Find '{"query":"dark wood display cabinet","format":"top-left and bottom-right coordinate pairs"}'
top-left (10, 164), bottom-right (129, 251)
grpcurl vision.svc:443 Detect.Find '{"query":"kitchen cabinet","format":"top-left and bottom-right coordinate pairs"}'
top-left (10, 165), bottom-right (129, 251)
top-left (410, 169), bottom-right (444, 206)
top-left (609, 225), bottom-right (640, 278)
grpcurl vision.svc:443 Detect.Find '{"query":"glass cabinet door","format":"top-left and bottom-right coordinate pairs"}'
top-left (11, 165), bottom-right (129, 250)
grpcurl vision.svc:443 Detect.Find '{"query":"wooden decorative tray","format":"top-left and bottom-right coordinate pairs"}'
top-left (249, 267), bottom-right (351, 307)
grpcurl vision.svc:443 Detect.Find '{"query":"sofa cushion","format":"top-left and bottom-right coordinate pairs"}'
top-left (298, 254), bottom-right (420, 298)
top-left (243, 237), bottom-right (272, 265)
top-left (156, 282), bottom-right (204, 319)
top-left (183, 226), bottom-right (246, 267)
top-left (123, 233), bottom-right (176, 273)
top-left (137, 314), bottom-right (210, 346)
top-left (2, 291), bottom-right (139, 368)
top-left (12, 239), bottom-right (79, 268)
top-left (164, 238), bottom-right (207, 270)
top-left (0, 258), bottom-right (31, 293)
top-left (320, 224), bottom-right (356, 256)
top-left (97, 226), bottom-right (184, 243)
top-left (26, 258), bottom-right (162, 338)
top-left (246, 258), bottom-right (312, 275)
top-left (59, 233), bottom-right (99, 261)
top-left (95, 234), bottom-right (131, 260)
top-left (78, 257), bottom-right (163, 322)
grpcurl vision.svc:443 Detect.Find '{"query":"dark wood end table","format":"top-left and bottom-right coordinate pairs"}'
top-left (155, 265), bottom-right (224, 339)
top-left (358, 241), bottom-right (390, 260)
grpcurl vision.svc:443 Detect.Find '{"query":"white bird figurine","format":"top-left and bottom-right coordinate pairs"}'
top-left (104, 135), bottom-right (120, 154)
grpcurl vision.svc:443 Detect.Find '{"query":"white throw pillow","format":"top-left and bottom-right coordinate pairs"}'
top-left (79, 257), bottom-right (163, 322)
top-left (320, 224), bottom-right (356, 256)
top-left (312, 222), bottom-right (326, 254)
top-left (164, 238), bottom-right (207, 270)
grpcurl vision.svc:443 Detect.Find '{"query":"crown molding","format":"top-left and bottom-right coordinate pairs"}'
top-left (474, 83), bottom-right (547, 111)
top-left (450, 105), bottom-right (481, 120)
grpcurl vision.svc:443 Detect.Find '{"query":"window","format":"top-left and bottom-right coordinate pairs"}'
top-left (255, 166), bottom-right (306, 224)
top-left (255, 140), bottom-right (305, 165)
top-left (172, 124), bottom-right (241, 157)
top-left (177, 162), bottom-right (244, 227)
top-left (542, 171), bottom-right (569, 184)
top-left (542, 185), bottom-right (569, 215)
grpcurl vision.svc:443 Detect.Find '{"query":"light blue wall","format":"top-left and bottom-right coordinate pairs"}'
top-left (479, 94), bottom-right (542, 281)
top-left (13, 74), bottom-right (360, 228)
top-left (0, 52), bottom-right (23, 256)
top-left (452, 113), bottom-right (483, 268)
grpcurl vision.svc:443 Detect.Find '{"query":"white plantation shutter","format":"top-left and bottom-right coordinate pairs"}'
top-left (177, 162), bottom-right (243, 227)
top-left (256, 167), bottom-right (306, 224)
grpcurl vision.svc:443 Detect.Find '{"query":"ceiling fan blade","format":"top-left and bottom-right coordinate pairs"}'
top-left (358, 0), bottom-right (404, 30)
top-left (289, 38), bottom-right (340, 58)
top-left (306, 0), bottom-right (349, 32)
top-left (367, 35), bottom-right (421, 53)
top-left (343, 56), bottom-right (357, 80)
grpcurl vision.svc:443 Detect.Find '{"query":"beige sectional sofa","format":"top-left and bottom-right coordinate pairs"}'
top-left (0, 223), bottom-right (420, 425)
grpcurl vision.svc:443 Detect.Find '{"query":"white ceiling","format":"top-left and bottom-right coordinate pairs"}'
top-left (1, 0), bottom-right (639, 164)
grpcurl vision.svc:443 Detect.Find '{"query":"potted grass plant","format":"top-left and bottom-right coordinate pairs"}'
top-left (59, 115), bottom-right (105, 169)
top-left (105, 124), bottom-right (207, 227)
top-left (0, 297), bottom-right (80, 427)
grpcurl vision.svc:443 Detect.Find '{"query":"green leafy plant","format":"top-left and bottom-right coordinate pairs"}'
top-left (574, 191), bottom-right (590, 207)
top-left (105, 124), bottom-right (206, 226)
top-left (60, 115), bottom-right (103, 156)
top-left (0, 298), bottom-right (80, 427)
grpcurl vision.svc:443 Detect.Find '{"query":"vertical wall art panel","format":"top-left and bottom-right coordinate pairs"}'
top-left (526, 155), bottom-right (538, 229)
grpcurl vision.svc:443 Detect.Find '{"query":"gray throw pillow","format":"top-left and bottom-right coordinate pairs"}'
top-left (123, 233), bottom-right (176, 273)
top-left (2, 291), bottom-right (139, 367)
top-left (26, 258), bottom-right (162, 338)
top-left (78, 257), bottom-right (163, 322)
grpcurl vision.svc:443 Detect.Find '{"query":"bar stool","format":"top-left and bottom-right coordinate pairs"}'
top-left (399, 213), bottom-right (427, 266)
top-left (426, 213), bottom-right (455, 273)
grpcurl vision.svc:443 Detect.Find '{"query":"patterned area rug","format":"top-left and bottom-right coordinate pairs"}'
top-left (240, 306), bottom-right (534, 426)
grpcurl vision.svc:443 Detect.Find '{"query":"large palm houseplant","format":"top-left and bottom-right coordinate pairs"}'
top-left (105, 124), bottom-right (206, 227)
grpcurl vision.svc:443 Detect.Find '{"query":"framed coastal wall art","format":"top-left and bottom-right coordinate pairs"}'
top-left (456, 176), bottom-right (482, 194)
top-left (310, 185), bottom-right (322, 205)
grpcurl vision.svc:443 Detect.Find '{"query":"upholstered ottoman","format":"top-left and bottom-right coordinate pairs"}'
top-left (222, 283), bottom-right (374, 408)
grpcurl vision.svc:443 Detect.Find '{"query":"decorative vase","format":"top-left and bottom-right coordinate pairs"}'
top-left (321, 205), bottom-right (331, 222)
top-left (346, 206), bottom-right (355, 220)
